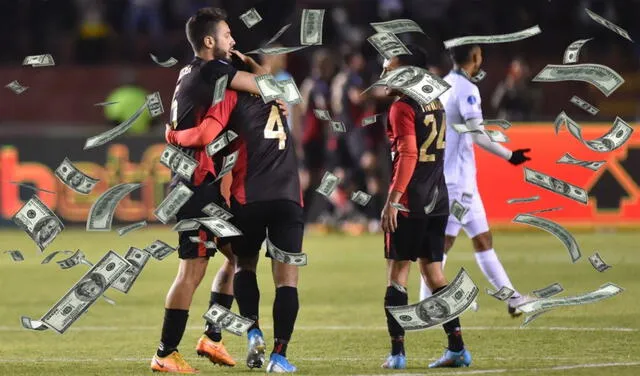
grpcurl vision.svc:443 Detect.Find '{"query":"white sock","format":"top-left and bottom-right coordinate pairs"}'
top-left (474, 248), bottom-right (519, 297)
top-left (418, 253), bottom-right (448, 300)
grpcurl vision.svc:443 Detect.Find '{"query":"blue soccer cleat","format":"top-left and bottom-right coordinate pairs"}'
top-left (266, 353), bottom-right (297, 373)
top-left (381, 354), bottom-right (407, 369)
top-left (246, 328), bottom-right (266, 369)
top-left (428, 348), bottom-right (472, 368)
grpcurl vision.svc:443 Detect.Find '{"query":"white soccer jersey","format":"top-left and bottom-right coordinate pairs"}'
top-left (440, 70), bottom-right (484, 193)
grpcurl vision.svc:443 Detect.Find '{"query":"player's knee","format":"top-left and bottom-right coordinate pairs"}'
top-left (235, 257), bottom-right (257, 273)
top-left (472, 231), bottom-right (492, 251)
top-left (425, 273), bottom-right (447, 291)
top-left (274, 263), bottom-right (298, 287)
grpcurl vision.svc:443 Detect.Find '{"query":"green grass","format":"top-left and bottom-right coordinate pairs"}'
top-left (1, 228), bottom-right (639, 375)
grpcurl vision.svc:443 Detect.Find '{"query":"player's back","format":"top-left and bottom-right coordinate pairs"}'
top-left (226, 92), bottom-right (301, 205)
top-left (440, 70), bottom-right (483, 190)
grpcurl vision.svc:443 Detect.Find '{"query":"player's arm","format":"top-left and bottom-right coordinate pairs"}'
top-left (165, 91), bottom-right (238, 147)
top-left (224, 50), bottom-right (269, 95)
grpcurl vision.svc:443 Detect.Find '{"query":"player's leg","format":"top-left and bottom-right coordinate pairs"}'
top-left (264, 200), bottom-right (305, 373)
top-left (419, 215), bottom-right (460, 300)
top-left (417, 215), bottom-right (471, 368)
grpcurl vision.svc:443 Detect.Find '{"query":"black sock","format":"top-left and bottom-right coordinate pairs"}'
top-left (272, 286), bottom-right (299, 357)
top-left (384, 286), bottom-right (407, 355)
top-left (433, 285), bottom-right (465, 352)
top-left (233, 270), bottom-right (260, 331)
top-left (204, 292), bottom-right (234, 342)
top-left (157, 308), bottom-right (189, 357)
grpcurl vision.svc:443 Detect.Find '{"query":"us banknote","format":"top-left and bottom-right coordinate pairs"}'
top-left (87, 183), bottom-right (141, 231)
top-left (160, 144), bottom-right (199, 180)
top-left (313, 109), bottom-right (332, 121)
top-left (370, 19), bottom-right (424, 35)
top-left (423, 186), bottom-right (439, 215)
top-left (23, 54), bottom-right (55, 67)
top-left (154, 182), bottom-right (194, 224)
top-left (111, 247), bottom-right (151, 293)
top-left (149, 54), bottom-right (177, 68)
top-left (172, 219), bottom-right (201, 232)
top-left (84, 102), bottom-right (146, 149)
top-left (555, 112), bottom-right (632, 152)
top-left (482, 119), bottom-right (512, 130)
top-left (533, 64), bottom-right (624, 97)
top-left (316, 171), bottom-right (340, 197)
top-left (212, 75), bottom-right (228, 106)
top-left (443, 25), bottom-right (541, 48)
top-left (450, 200), bottom-right (469, 222)
top-left (521, 310), bottom-right (551, 328)
top-left (351, 191), bottom-right (372, 206)
top-left (264, 24), bottom-right (291, 46)
top-left (202, 202), bottom-right (234, 221)
top-left (266, 238), bottom-right (307, 266)
top-left (486, 286), bottom-right (515, 301)
top-left (116, 220), bottom-right (147, 236)
top-left (246, 46), bottom-right (307, 55)
top-left (56, 249), bottom-right (91, 270)
top-left (21, 316), bottom-right (48, 331)
top-left (40, 250), bottom-right (130, 333)
top-left (368, 32), bottom-right (411, 59)
top-left (470, 70), bottom-right (486, 83)
top-left (516, 282), bottom-right (623, 315)
top-left (195, 217), bottom-right (242, 238)
top-left (206, 131), bottom-right (235, 156)
top-left (146, 91), bottom-right (163, 117)
top-left (524, 167), bottom-right (587, 205)
top-left (55, 158), bottom-right (99, 194)
top-left (5, 80), bottom-right (28, 94)
top-left (144, 240), bottom-right (176, 261)
top-left (588, 252), bottom-right (612, 273)
top-left (239, 8), bottom-right (262, 28)
top-left (485, 129), bottom-right (508, 143)
top-left (570, 95), bottom-right (599, 115)
top-left (9, 182), bottom-right (56, 195)
top-left (331, 121), bottom-right (346, 133)
top-left (4, 250), bottom-right (24, 262)
top-left (300, 9), bottom-right (325, 45)
top-left (533, 282), bottom-right (564, 299)
top-left (556, 153), bottom-right (605, 171)
top-left (563, 38), bottom-right (592, 64)
top-left (214, 151), bottom-right (238, 182)
top-left (513, 213), bottom-right (581, 262)
top-left (12, 195), bottom-right (64, 251)
top-left (203, 304), bottom-right (254, 336)
top-left (585, 8), bottom-right (633, 42)
top-left (362, 114), bottom-right (379, 126)
top-left (525, 207), bottom-right (563, 215)
top-left (385, 67), bottom-right (450, 106)
top-left (41, 250), bottom-right (73, 264)
top-left (506, 195), bottom-right (540, 204)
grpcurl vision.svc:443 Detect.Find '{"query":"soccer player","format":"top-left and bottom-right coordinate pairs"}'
top-left (380, 45), bottom-right (472, 369)
top-left (151, 7), bottom-right (272, 374)
top-left (418, 44), bottom-right (532, 316)
top-left (165, 88), bottom-right (304, 372)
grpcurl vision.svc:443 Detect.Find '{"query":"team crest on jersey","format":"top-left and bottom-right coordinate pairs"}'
top-left (467, 95), bottom-right (477, 105)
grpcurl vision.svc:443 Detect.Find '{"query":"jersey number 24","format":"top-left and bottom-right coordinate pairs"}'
top-left (419, 113), bottom-right (445, 162)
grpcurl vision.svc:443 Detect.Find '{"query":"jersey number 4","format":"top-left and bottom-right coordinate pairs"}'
top-left (264, 105), bottom-right (287, 150)
top-left (419, 113), bottom-right (445, 162)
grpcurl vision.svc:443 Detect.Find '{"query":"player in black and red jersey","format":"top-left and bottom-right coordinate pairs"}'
top-left (151, 7), bottom-right (275, 374)
top-left (379, 46), bottom-right (472, 370)
top-left (166, 87), bottom-right (303, 373)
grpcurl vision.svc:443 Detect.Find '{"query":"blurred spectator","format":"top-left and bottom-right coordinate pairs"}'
top-left (74, 0), bottom-right (110, 64)
top-left (125, 0), bottom-right (164, 57)
top-left (490, 58), bottom-right (541, 121)
top-left (103, 71), bottom-right (152, 134)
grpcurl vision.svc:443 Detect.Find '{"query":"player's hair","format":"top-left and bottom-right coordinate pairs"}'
top-left (395, 44), bottom-right (428, 68)
top-left (185, 7), bottom-right (228, 52)
top-left (448, 44), bottom-right (479, 65)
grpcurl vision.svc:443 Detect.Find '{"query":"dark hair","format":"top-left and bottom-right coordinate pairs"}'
top-left (185, 7), bottom-right (227, 52)
top-left (448, 44), bottom-right (479, 65)
top-left (396, 44), bottom-right (428, 68)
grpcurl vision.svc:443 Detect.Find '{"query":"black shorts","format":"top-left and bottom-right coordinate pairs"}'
top-left (229, 198), bottom-right (304, 259)
top-left (384, 214), bottom-right (447, 262)
top-left (174, 178), bottom-right (231, 259)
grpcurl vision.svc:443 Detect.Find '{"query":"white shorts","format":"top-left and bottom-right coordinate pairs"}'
top-left (445, 186), bottom-right (490, 239)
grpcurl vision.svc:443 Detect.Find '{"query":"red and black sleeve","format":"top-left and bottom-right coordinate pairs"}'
top-left (388, 101), bottom-right (418, 194)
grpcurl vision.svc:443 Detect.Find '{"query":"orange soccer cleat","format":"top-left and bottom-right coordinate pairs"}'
top-left (196, 334), bottom-right (237, 367)
top-left (150, 351), bottom-right (199, 374)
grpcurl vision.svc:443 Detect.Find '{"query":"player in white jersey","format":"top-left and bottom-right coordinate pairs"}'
top-left (418, 44), bottom-right (532, 316)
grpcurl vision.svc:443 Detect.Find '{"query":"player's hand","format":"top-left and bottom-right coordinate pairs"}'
top-left (508, 148), bottom-right (531, 165)
top-left (381, 201), bottom-right (399, 233)
top-left (164, 124), bottom-right (174, 144)
top-left (230, 49), bottom-right (251, 64)
top-left (275, 98), bottom-right (289, 117)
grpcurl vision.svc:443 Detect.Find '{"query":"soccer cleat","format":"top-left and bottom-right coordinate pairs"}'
top-left (428, 348), bottom-right (472, 368)
top-left (266, 353), bottom-right (297, 373)
top-left (381, 354), bottom-right (407, 369)
top-left (246, 328), bottom-right (266, 369)
top-left (195, 335), bottom-right (236, 366)
top-left (150, 351), bottom-right (199, 374)
top-left (469, 300), bottom-right (479, 312)
top-left (508, 295), bottom-right (533, 318)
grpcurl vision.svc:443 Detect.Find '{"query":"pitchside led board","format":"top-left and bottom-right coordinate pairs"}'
top-left (0, 124), bottom-right (639, 228)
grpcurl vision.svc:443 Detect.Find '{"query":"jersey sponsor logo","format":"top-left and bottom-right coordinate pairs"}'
top-left (467, 95), bottom-right (477, 105)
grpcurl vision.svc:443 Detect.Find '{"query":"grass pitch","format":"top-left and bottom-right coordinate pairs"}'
top-left (0, 227), bottom-right (639, 376)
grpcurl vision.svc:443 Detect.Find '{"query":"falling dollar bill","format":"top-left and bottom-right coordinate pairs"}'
top-left (351, 191), bottom-right (372, 206)
top-left (450, 200), bottom-right (469, 222)
top-left (316, 171), bottom-right (340, 197)
top-left (362, 114), bottom-right (379, 126)
top-left (5, 80), bottom-right (28, 94)
top-left (214, 151), bottom-right (239, 182)
top-left (370, 19), bottom-right (425, 35)
top-left (9, 182), bottom-right (56, 194)
top-left (56, 250), bottom-right (91, 270)
top-left (485, 129), bottom-right (509, 143)
top-left (330, 121), bottom-right (346, 133)
top-left (391, 202), bottom-right (410, 212)
top-left (246, 46), bottom-right (308, 55)
top-left (206, 131), bottom-right (233, 156)
top-left (4, 250), bottom-right (24, 262)
top-left (160, 144), bottom-right (199, 180)
top-left (585, 8), bottom-right (633, 42)
top-left (513, 213), bottom-right (581, 262)
top-left (368, 32), bottom-right (411, 59)
top-left (172, 219), bottom-right (201, 232)
top-left (22, 54), bottom-right (55, 67)
top-left (557, 153), bottom-right (605, 171)
top-left (86, 183), bottom-right (140, 231)
top-left (278, 78), bottom-right (302, 104)
top-left (452, 122), bottom-right (482, 134)
top-left (256, 74), bottom-right (284, 103)
top-left (264, 24), bottom-right (291, 46)
top-left (202, 202), bottom-right (234, 221)
top-left (149, 54), bottom-right (178, 68)
top-left (117, 220), bottom-right (147, 236)
top-left (532, 64), bottom-right (624, 97)
top-left (555, 112), bottom-right (632, 152)
top-left (525, 207), bottom-right (563, 215)
top-left (569, 95), bottom-right (599, 116)
top-left (154, 182), bottom-right (194, 224)
top-left (443, 25), bottom-right (541, 49)
top-left (521, 310), bottom-right (551, 328)
top-left (516, 282), bottom-right (623, 315)
top-left (266, 238), bottom-right (307, 266)
top-left (364, 66), bottom-right (451, 107)
top-left (195, 217), bottom-right (242, 238)
top-left (239, 8), bottom-right (262, 28)
top-left (524, 167), bottom-right (587, 205)
top-left (55, 158), bottom-right (99, 194)
top-left (93, 101), bottom-right (118, 106)
top-left (84, 102), bottom-right (146, 149)
top-left (563, 38), bottom-right (592, 64)
top-left (13, 196), bottom-right (64, 252)
top-left (387, 268), bottom-right (478, 330)
top-left (41, 250), bottom-right (73, 264)
top-left (313, 109), bottom-right (332, 121)
top-left (470, 70), bottom-right (486, 83)
top-left (533, 282), bottom-right (564, 299)
top-left (486, 286), bottom-right (515, 301)
top-left (111, 247), bottom-right (151, 293)
top-left (423, 186), bottom-right (439, 215)
top-left (21, 316), bottom-right (48, 331)
top-left (146, 91), bottom-right (164, 118)
top-left (144, 240), bottom-right (176, 261)
top-left (482, 119), bottom-right (512, 130)
top-left (40, 251), bottom-right (130, 333)
top-left (507, 195), bottom-right (540, 204)
top-left (300, 9), bottom-right (325, 45)
top-left (212, 75), bottom-right (228, 106)
top-left (203, 304), bottom-right (254, 336)
top-left (588, 252), bottom-right (612, 273)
